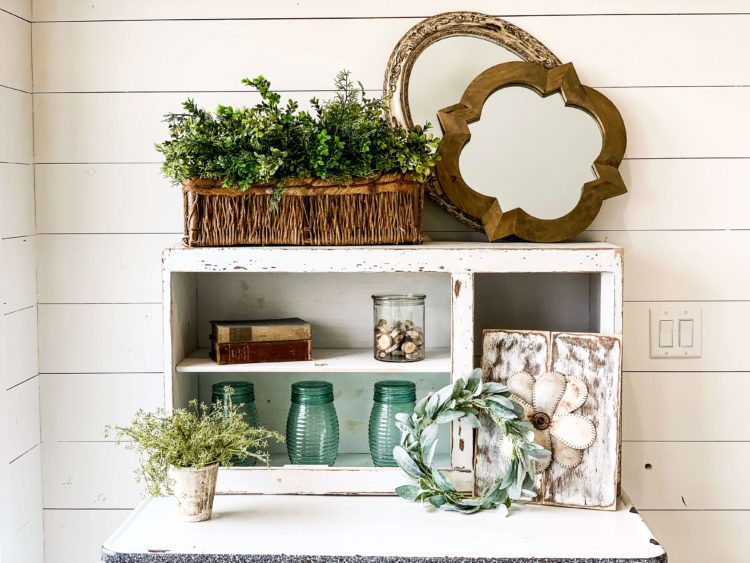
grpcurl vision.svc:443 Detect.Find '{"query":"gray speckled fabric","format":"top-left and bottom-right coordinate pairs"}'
top-left (101, 549), bottom-right (667, 563)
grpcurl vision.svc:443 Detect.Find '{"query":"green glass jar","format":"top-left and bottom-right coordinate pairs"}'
top-left (286, 381), bottom-right (339, 466)
top-left (212, 381), bottom-right (259, 467)
top-left (368, 380), bottom-right (416, 467)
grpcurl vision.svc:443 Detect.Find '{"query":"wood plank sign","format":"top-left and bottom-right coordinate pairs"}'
top-left (475, 330), bottom-right (622, 510)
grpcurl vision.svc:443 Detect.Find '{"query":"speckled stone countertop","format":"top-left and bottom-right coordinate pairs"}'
top-left (101, 495), bottom-right (666, 563)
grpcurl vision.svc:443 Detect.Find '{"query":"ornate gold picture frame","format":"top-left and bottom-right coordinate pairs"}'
top-left (383, 12), bottom-right (562, 231)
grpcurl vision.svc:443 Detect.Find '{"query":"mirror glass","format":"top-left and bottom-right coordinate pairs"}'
top-left (408, 36), bottom-right (522, 134)
top-left (460, 87), bottom-right (602, 219)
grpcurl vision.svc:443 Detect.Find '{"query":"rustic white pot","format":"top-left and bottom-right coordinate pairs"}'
top-left (168, 463), bottom-right (219, 522)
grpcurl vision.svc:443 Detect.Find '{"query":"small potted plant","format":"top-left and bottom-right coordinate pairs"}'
top-left (156, 70), bottom-right (440, 247)
top-left (107, 398), bottom-right (283, 522)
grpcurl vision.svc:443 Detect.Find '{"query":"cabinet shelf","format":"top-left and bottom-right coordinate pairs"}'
top-left (176, 347), bottom-right (451, 373)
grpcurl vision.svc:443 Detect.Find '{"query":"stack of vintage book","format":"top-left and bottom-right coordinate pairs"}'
top-left (209, 318), bottom-right (313, 365)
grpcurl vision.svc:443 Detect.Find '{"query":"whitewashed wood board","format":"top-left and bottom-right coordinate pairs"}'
top-left (1, 514), bottom-right (43, 563)
top-left (165, 242), bottom-right (623, 275)
top-left (38, 304), bottom-right (163, 373)
top-left (31, 16), bottom-right (750, 92)
top-left (1, 305), bottom-right (37, 390)
top-left (196, 271), bottom-right (451, 349)
top-left (0, 9), bottom-right (30, 91)
top-left (580, 230), bottom-right (750, 302)
top-left (102, 495), bottom-right (664, 560)
top-left (34, 88), bottom-right (750, 163)
top-left (476, 330), bottom-right (621, 510)
top-left (178, 347), bottom-right (451, 373)
top-left (0, 511), bottom-right (44, 562)
top-left (35, 163), bottom-right (182, 234)
top-left (1, 236), bottom-right (35, 313)
top-left (40, 373), bottom-right (164, 442)
top-left (623, 301), bottom-right (750, 372)
top-left (4, 376), bottom-right (40, 463)
top-left (623, 372), bottom-right (750, 441)
top-left (5, 445), bottom-right (41, 533)
top-left (640, 510), bottom-right (750, 563)
top-left (43, 509), bottom-right (130, 563)
top-left (450, 272), bottom-right (475, 471)
top-left (0, 87), bottom-right (31, 163)
top-left (609, 86), bottom-right (750, 158)
top-left (623, 441), bottom-right (750, 510)
top-left (0, 163), bottom-right (34, 238)
top-left (45, 0), bottom-right (750, 20)
top-left (31, 0), bottom-right (750, 20)
top-left (589, 159), bottom-right (750, 231)
top-left (42, 441), bottom-right (144, 508)
top-left (37, 234), bottom-right (181, 303)
top-left (0, 0), bottom-right (30, 20)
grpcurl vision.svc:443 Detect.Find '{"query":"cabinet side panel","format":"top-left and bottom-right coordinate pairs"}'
top-left (166, 271), bottom-right (198, 408)
top-left (450, 273), bottom-right (474, 473)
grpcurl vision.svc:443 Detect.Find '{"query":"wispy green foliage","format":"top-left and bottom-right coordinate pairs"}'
top-left (106, 398), bottom-right (284, 497)
top-left (156, 71), bottom-right (440, 206)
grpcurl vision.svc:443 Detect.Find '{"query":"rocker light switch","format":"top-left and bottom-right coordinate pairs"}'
top-left (658, 320), bottom-right (674, 347)
top-left (650, 307), bottom-right (702, 358)
top-left (679, 319), bottom-right (694, 347)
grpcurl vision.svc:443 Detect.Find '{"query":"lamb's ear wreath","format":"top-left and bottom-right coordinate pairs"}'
top-left (393, 368), bottom-right (549, 514)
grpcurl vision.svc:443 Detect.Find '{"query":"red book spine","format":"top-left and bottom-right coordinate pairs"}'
top-left (211, 339), bottom-right (312, 365)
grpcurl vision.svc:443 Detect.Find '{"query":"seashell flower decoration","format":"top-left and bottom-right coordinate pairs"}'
top-left (504, 371), bottom-right (596, 472)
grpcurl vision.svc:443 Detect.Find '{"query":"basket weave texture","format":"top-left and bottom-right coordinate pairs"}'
top-left (182, 173), bottom-right (424, 246)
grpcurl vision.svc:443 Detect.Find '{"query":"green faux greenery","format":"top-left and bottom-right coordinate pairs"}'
top-left (156, 70), bottom-right (440, 208)
top-left (106, 398), bottom-right (284, 497)
top-left (394, 368), bottom-right (549, 515)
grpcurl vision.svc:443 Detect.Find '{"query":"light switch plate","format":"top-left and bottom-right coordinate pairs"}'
top-left (650, 307), bottom-right (702, 358)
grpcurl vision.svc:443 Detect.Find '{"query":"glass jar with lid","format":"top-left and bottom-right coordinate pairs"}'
top-left (286, 380), bottom-right (339, 466)
top-left (372, 293), bottom-right (426, 362)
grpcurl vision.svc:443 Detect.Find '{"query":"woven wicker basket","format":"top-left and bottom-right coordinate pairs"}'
top-left (182, 173), bottom-right (424, 246)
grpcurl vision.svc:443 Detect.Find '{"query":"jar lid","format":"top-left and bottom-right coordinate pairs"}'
top-left (212, 381), bottom-right (255, 402)
top-left (291, 380), bottom-right (334, 404)
top-left (374, 380), bottom-right (417, 403)
top-left (371, 293), bottom-right (426, 305)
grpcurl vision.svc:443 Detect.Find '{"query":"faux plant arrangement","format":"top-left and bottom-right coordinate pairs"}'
top-left (156, 71), bottom-right (440, 246)
top-left (107, 398), bottom-right (283, 522)
top-left (393, 368), bottom-right (549, 515)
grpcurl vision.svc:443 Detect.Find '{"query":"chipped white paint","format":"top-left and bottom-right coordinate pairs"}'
top-left (102, 493), bottom-right (665, 561)
top-left (450, 272), bottom-right (475, 471)
top-left (477, 330), bottom-right (622, 510)
top-left (164, 242), bottom-right (622, 494)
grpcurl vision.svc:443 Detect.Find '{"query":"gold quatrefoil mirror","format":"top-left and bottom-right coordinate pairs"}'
top-left (384, 12), bottom-right (627, 242)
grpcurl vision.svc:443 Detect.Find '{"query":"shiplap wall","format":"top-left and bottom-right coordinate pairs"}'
top-left (0, 0), bottom-right (44, 561)
top-left (28, 1), bottom-right (750, 561)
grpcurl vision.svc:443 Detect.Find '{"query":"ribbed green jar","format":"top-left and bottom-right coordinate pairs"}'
top-left (212, 381), bottom-right (259, 467)
top-left (368, 380), bottom-right (416, 467)
top-left (286, 381), bottom-right (339, 466)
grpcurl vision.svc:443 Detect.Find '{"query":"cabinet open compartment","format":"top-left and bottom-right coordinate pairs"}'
top-left (163, 243), bottom-right (622, 494)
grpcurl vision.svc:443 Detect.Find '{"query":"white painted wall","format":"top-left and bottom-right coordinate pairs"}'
top-left (0, 1), bottom-right (44, 561)
top-left (26, 1), bottom-right (750, 562)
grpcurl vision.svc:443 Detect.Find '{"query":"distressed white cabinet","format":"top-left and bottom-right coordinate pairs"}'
top-left (162, 242), bottom-right (623, 494)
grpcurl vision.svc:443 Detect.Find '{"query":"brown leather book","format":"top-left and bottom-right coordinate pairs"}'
top-left (210, 318), bottom-right (311, 344)
top-left (210, 339), bottom-right (313, 365)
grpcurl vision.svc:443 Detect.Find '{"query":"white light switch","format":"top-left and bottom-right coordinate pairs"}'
top-left (679, 319), bottom-right (693, 347)
top-left (658, 320), bottom-right (674, 347)
top-left (650, 307), bottom-right (702, 358)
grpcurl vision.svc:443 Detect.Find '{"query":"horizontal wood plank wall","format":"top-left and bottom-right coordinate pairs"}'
top-left (30, 3), bottom-right (750, 561)
top-left (0, 1), bottom-right (43, 561)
